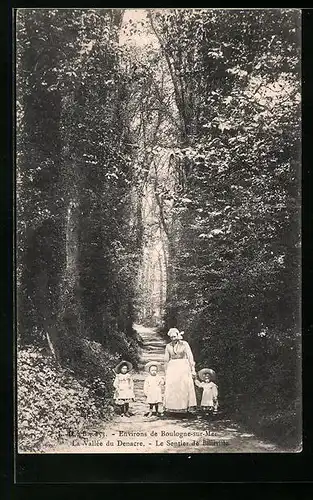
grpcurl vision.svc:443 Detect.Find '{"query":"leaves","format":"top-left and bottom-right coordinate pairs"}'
top-left (16, 8), bottom-right (300, 448)
top-left (17, 9), bottom-right (140, 346)
top-left (154, 9), bottom-right (300, 445)
top-left (17, 344), bottom-right (115, 452)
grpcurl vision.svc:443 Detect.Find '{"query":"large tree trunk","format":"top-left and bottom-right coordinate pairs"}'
top-left (58, 93), bottom-right (82, 340)
top-left (17, 90), bottom-right (64, 347)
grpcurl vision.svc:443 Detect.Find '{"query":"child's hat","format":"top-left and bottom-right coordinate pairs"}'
top-left (198, 368), bottom-right (216, 382)
top-left (144, 361), bottom-right (160, 372)
top-left (114, 360), bottom-right (133, 373)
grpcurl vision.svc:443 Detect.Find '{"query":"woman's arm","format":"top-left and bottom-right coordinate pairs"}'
top-left (194, 379), bottom-right (203, 388)
top-left (184, 341), bottom-right (196, 376)
top-left (164, 344), bottom-right (170, 372)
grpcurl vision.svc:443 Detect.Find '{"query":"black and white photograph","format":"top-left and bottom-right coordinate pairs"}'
top-left (15, 8), bottom-right (301, 454)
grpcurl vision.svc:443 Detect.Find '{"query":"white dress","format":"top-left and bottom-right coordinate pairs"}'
top-left (143, 374), bottom-right (164, 404)
top-left (195, 380), bottom-right (218, 409)
top-left (164, 340), bottom-right (197, 412)
top-left (113, 373), bottom-right (135, 405)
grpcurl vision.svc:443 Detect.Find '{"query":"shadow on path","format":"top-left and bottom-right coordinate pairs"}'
top-left (49, 324), bottom-right (284, 454)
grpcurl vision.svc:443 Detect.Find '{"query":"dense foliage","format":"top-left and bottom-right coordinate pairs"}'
top-left (151, 9), bottom-right (301, 447)
top-left (16, 8), bottom-right (301, 450)
top-left (16, 9), bottom-right (140, 450)
top-left (17, 343), bottom-right (116, 452)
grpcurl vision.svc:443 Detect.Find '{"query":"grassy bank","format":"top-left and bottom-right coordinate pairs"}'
top-left (17, 334), bottom-right (140, 453)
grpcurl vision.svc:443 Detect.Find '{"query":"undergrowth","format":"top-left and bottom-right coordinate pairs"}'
top-left (17, 342), bottom-right (117, 453)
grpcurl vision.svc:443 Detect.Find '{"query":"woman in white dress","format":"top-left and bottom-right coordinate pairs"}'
top-left (163, 328), bottom-right (197, 415)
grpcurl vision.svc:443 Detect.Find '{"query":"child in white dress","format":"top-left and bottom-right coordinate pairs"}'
top-left (143, 361), bottom-right (165, 417)
top-left (113, 360), bottom-right (135, 417)
top-left (195, 368), bottom-right (218, 414)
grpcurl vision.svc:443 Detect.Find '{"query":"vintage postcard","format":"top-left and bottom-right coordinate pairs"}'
top-left (15, 8), bottom-right (301, 455)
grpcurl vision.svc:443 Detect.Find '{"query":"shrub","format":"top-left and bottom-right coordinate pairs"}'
top-left (17, 344), bottom-right (116, 452)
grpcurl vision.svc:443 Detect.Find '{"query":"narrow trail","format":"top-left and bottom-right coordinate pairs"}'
top-left (52, 325), bottom-right (280, 454)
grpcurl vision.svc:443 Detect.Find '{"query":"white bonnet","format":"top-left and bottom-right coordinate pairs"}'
top-left (167, 328), bottom-right (184, 339)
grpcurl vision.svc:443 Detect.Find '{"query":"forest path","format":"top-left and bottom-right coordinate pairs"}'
top-left (52, 324), bottom-right (281, 453)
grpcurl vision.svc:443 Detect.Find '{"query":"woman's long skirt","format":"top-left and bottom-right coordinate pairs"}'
top-left (164, 358), bottom-right (197, 412)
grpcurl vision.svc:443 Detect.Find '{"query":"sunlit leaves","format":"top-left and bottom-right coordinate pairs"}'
top-left (155, 12), bottom-right (300, 434)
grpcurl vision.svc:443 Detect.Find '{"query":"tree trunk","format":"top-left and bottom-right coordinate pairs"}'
top-left (58, 93), bottom-right (82, 339)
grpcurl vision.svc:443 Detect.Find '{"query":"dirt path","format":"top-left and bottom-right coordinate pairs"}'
top-left (51, 324), bottom-right (281, 453)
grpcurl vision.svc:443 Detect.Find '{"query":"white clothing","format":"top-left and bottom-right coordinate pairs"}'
top-left (164, 340), bottom-right (197, 412)
top-left (144, 374), bottom-right (164, 404)
top-left (195, 380), bottom-right (218, 408)
top-left (113, 373), bottom-right (135, 404)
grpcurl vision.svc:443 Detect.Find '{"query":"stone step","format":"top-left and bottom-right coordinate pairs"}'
top-left (132, 325), bottom-right (167, 413)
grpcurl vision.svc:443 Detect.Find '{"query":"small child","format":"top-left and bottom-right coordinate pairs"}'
top-left (195, 368), bottom-right (218, 414)
top-left (143, 361), bottom-right (165, 417)
top-left (113, 360), bottom-right (135, 417)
